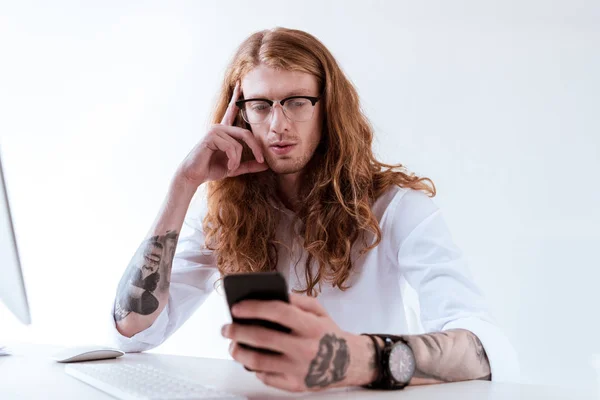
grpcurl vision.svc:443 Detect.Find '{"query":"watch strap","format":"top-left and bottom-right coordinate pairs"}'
top-left (360, 334), bottom-right (384, 389)
top-left (361, 333), bottom-right (412, 390)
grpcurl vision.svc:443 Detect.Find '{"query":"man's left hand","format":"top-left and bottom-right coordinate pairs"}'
top-left (221, 294), bottom-right (377, 392)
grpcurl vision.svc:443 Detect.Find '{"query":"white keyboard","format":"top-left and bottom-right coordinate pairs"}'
top-left (65, 362), bottom-right (247, 400)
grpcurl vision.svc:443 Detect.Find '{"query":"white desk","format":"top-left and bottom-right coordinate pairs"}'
top-left (0, 344), bottom-right (597, 399)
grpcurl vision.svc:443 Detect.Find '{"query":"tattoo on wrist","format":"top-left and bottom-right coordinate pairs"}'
top-left (114, 230), bottom-right (179, 321)
top-left (305, 334), bottom-right (350, 388)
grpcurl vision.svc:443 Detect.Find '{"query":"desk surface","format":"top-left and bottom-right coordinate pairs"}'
top-left (0, 344), bottom-right (597, 400)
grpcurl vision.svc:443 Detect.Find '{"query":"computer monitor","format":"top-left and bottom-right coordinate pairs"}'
top-left (0, 149), bottom-right (31, 325)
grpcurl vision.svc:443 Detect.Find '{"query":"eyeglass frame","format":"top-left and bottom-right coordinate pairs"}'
top-left (235, 95), bottom-right (322, 124)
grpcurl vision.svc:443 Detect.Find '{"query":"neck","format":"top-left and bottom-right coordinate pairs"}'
top-left (276, 171), bottom-right (303, 212)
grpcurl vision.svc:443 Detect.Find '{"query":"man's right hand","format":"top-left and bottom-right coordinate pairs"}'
top-left (177, 81), bottom-right (269, 187)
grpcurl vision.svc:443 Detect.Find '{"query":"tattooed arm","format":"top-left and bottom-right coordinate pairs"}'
top-left (221, 296), bottom-right (492, 392)
top-left (114, 176), bottom-right (198, 338)
top-left (405, 329), bottom-right (491, 384)
top-left (362, 329), bottom-right (491, 387)
top-left (114, 85), bottom-right (268, 338)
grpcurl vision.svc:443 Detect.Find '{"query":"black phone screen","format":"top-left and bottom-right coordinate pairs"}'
top-left (223, 272), bottom-right (292, 355)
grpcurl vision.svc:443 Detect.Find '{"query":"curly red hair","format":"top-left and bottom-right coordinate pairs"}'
top-left (204, 27), bottom-right (435, 296)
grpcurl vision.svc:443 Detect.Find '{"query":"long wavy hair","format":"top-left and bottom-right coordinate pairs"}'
top-left (203, 27), bottom-right (435, 296)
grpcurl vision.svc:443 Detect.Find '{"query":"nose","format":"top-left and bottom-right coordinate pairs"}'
top-left (269, 102), bottom-right (291, 135)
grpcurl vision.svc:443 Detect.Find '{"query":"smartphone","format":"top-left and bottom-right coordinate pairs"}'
top-left (224, 272), bottom-right (292, 355)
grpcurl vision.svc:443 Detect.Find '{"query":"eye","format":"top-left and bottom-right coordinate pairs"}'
top-left (289, 99), bottom-right (308, 108)
top-left (247, 101), bottom-right (270, 112)
top-left (252, 104), bottom-right (268, 111)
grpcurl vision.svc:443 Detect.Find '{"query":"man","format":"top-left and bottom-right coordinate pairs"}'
top-left (112, 27), bottom-right (519, 392)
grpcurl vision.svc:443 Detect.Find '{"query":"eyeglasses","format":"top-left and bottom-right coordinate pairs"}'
top-left (235, 95), bottom-right (321, 124)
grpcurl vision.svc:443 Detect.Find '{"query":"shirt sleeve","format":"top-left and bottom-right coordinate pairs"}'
top-left (394, 189), bottom-right (520, 383)
top-left (107, 203), bottom-right (219, 353)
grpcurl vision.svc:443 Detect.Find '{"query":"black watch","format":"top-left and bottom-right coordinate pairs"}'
top-left (362, 334), bottom-right (416, 390)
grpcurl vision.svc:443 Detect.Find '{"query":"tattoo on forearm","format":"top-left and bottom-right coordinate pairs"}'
top-left (113, 230), bottom-right (179, 321)
top-left (403, 329), bottom-right (491, 383)
top-left (305, 334), bottom-right (350, 388)
top-left (470, 334), bottom-right (492, 380)
top-left (470, 334), bottom-right (486, 363)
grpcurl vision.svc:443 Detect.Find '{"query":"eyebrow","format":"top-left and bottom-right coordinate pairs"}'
top-left (244, 88), bottom-right (315, 99)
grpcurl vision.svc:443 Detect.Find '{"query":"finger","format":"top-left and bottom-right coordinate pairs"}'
top-left (290, 294), bottom-right (328, 317)
top-left (256, 372), bottom-right (305, 393)
top-left (206, 133), bottom-right (239, 171)
top-left (228, 160), bottom-right (270, 177)
top-left (229, 341), bottom-right (291, 375)
top-left (221, 81), bottom-right (241, 126)
top-left (219, 125), bottom-right (264, 164)
top-left (231, 300), bottom-right (314, 334)
top-left (215, 131), bottom-right (243, 171)
top-left (222, 323), bottom-right (299, 354)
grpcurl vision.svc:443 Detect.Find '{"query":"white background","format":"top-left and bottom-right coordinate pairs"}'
top-left (1, 0), bottom-right (599, 393)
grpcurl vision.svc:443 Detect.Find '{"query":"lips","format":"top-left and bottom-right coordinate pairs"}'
top-left (269, 143), bottom-right (296, 155)
top-left (269, 142), bottom-right (296, 147)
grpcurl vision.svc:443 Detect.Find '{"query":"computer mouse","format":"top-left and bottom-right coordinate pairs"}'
top-left (52, 346), bottom-right (125, 363)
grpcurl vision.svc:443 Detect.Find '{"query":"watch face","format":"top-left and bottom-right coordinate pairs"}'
top-left (388, 341), bottom-right (416, 384)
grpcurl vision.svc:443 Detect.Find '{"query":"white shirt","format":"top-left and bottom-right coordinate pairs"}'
top-left (109, 185), bottom-right (520, 382)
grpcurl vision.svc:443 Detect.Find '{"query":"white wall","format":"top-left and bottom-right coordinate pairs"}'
top-left (1, 0), bottom-right (599, 393)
